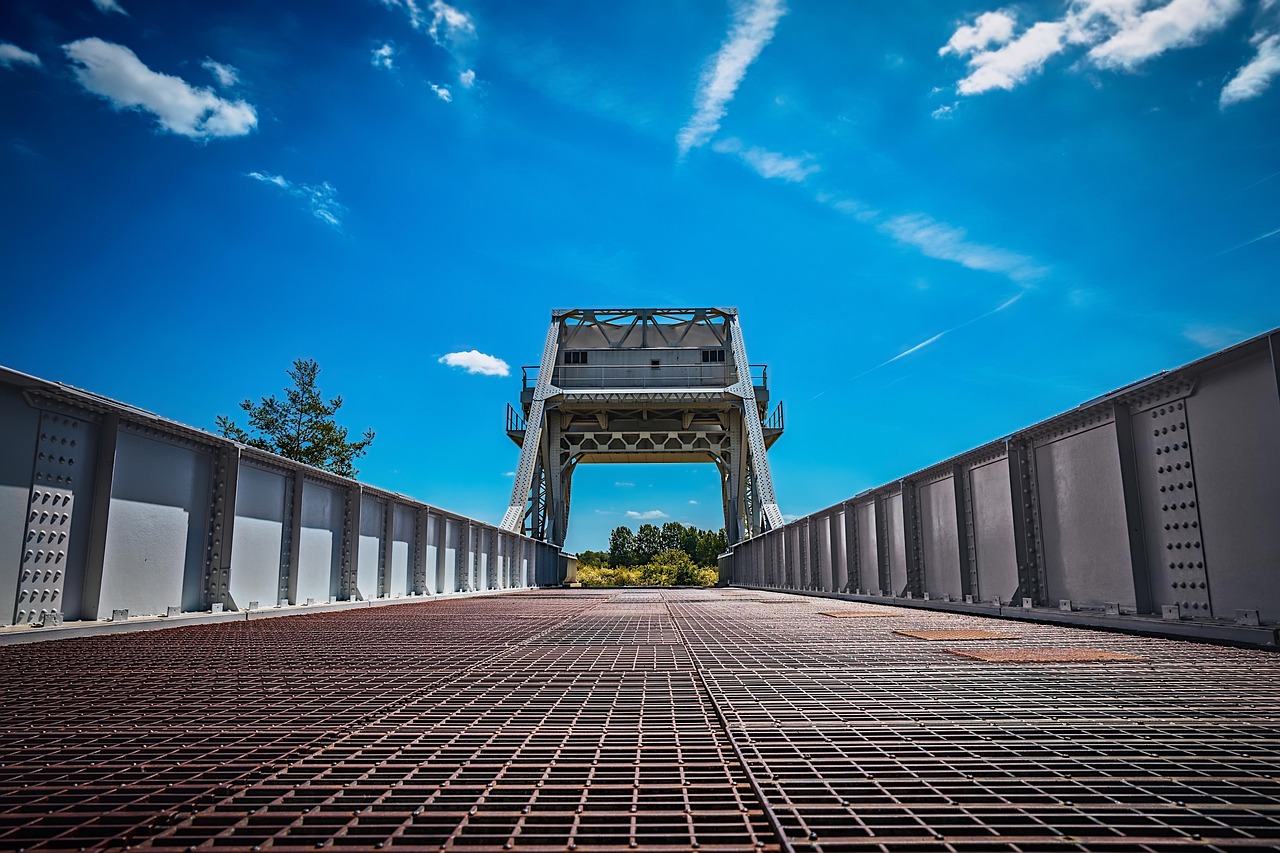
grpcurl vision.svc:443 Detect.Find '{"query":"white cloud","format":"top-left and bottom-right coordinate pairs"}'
top-left (688, 499), bottom-right (699, 505)
top-left (438, 350), bottom-right (510, 376)
top-left (1089, 0), bottom-right (1242, 69)
top-left (202, 59), bottom-right (239, 87)
top-left (880, 212), bottom-right (1045, 282)
top-left (931, 102), bottom-right (957, 119)
top-left (459, 68), bottom-right (476, 87)
top-left (381, 0), bottom-right (428, 30)
top-left (371, 43), bottom-right (396, 71)
top-left (957, 21), bottom-right (1068, 94)
top-left (247, 172), bottom-right (345, 229)
top-left (0, 43), bottom-right (41, 69)
top-left (92, 0), bottom-right (128, 15)
top-left (615, 481), bottom-right (636, 487)
top-left (942, 0), bottom-right (1245, 96)
top-left (428, 0), bottom-right (476, 46)
top-left (64, 39), bottom-right (256, 138)
top-left (503, 471), bottom-right (515, 477)
top-left (625, 510), bottom-right (669, 520)
top-left (1183, 325), bottom-right (1241, 349)
top-left (1221, 32), bottom-right (1280, 106)
top-left (430, 82), bottom-right (453, 102)
top-left (677, 0), bottom-right (788, 155)
top-left (939, 10), bottom-right (1017, 56)
top-left (712, 137), bottom-right (818, 182)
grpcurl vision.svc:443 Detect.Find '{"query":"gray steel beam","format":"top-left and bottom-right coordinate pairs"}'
top-left (413, 507), bottom-right (427, 595)
top-left (381, 498), bottom-right (395, 599)
top-left (1006, 441), bottom-right (1044, 606)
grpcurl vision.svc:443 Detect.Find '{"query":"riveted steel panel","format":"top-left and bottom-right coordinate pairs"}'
top-left (229, 463), bottom-right (286, 612)
top-left (99, 431), bottom-right (211, 617)
top-left (885, 493), bottom-right (908, 596)
top-left (918, 476), bottom-right (963, 600)
top-left (970, 458), bottom-right (1018, 603)
top-left (15, 412), bottom-right (85, 626)
top-left (298, 480), bottom-right (343, 603)
top-left (0, 387), bottom-right (40, 625)
top-left (856, 502), bottom-right (877, 593)
top-left (1035, 425), bottom-right (1135, 609)
top-left (1186, 352), bottom-right (1280, 623)
top-left (357, 496), bottom-right (383, 600)
top-left (390, 504), bottom-right (414, 597)
top-left (1131, 399), bottom-right (1210, 617)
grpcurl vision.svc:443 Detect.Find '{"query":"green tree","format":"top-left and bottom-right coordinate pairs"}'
top-left (608, 526), bottom-right (637, 567)
top-left (577, 549), bottom-right (609, 568)
top-left (216, 358), bottom-right (375, 478)
top-left (635, 523), bottom-right (663, 564)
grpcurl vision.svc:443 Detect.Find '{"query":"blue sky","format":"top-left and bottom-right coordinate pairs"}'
top-left (2, 0), bottom-right (1278, 553)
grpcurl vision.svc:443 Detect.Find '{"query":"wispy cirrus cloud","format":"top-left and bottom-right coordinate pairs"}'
top-left (64, 38), bottom-right (256, 138)
top-left (677, 0), bottom-right (788, 156)
top-left (940, 0), bottom-right (1246, 97)
top-left (247, 172), bottom-right (345, 229)
top-left (91, 0), bottom-right (128, 15)
top-left (712, 137), bottom-right (819, 182)
top-left (879, 213), bottom-right (1046, 283)
top-left (430, 82), bottom-right (452, 102)
top-left (625, 509), bottom-right (669, 520)
top-left (1183, 324), bottom-right (1242, 350)
top-left (438, 350), bottom-right (509, 376)
top-left (0, 43), bottom-right (41, 69)
top-left (1221, 32), bottom-right (1280, 106)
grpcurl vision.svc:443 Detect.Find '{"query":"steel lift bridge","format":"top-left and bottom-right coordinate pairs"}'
top-left (499, 308), bottom-right (785, 546)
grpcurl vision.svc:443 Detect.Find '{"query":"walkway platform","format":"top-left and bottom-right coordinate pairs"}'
top-left (2, 588), bottom-right (1278, 851)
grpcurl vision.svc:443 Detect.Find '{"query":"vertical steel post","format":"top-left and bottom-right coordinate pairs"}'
top-left (843, 502), bottom-right (859, 593)
top-left (874, 494), bottom-right (890, 594)
top-left (381, 499), bottom-right (395, 599)
top-left (1113, 403), bottom-right (1154, 614)
top-left (901, 480), bottom-right (924, 598)
top-left (413, 507), bottom-right (428, 595)
top-left (1006, 440), bottom-right (1045, 606)
top-left (80, 412), bottom-right (119, 621)
top-left (340, 484), bottom-right (362, 601)
top-left (205, 445), bottom-right (239, 610)
top-left (953, 464), bottom-right (976, 601)
top-left (282, 471), bottom-right (303, 606)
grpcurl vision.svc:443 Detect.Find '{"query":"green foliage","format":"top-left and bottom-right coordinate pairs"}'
top-left (576, 523), bottom-right (725, 588)
top-left (216, 358), bottom-right (375, 478)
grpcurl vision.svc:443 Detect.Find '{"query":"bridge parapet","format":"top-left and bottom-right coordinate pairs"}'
top-left (0, 367), bottom-right (561, 631)
top-left (728, 329), bottom-right (1280, 642)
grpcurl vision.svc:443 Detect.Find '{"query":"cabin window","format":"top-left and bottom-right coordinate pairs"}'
top-left (564, 351), bottom-right (588, 365)
top-left (650, 359), bottom-right (660, 369)
top-left (701, 349), bottom-right (726, 363)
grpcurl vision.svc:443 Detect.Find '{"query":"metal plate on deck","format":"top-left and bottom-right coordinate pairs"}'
top-left (895, 629), bottom-right (1020, 640)
top-left (947, 647), bottom-right (1148, 662)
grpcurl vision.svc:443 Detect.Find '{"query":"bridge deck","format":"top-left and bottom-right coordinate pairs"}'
top-left (2, 589), bottom-right (1278, 852)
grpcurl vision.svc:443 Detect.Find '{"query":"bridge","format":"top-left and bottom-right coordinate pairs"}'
top-left (1, 309), bottom-right (1278, 852)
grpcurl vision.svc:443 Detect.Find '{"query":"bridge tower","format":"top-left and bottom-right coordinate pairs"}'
top-left (499, 308), bottom-right (784, 547)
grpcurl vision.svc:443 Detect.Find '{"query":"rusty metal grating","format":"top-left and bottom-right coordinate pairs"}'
top-left (894, 629), bottom-right (1021, 641)
top-left (1, 589), bottom-right (1279, 852)
top-left (948, 648), bottom-right (1149, 663)
top-left (819, 611), bottom-right (902, 618)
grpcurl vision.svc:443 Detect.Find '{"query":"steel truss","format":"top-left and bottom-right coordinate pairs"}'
top-left (500, 308), bottom-right (784, 546)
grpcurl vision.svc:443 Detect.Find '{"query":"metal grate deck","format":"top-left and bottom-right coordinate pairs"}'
top-left (1, 589), bottom-right (1278, 851)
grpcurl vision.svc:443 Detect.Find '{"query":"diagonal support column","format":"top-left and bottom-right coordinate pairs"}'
top-left (501, 320), bottom-right (562, 534)
top-left (725, 313), bottom-right (784, 532)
